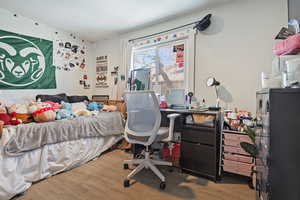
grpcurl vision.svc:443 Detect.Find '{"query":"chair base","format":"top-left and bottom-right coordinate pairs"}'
top-left (123, 151), bottom-right (172, 183)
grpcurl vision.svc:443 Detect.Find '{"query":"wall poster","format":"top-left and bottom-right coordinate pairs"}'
top-left (53, 39), bottom-right (86, 71)
top-left (95, 55), bottom-right (109, 88)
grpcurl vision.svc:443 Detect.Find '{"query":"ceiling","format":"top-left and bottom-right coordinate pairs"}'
top-left (0, 0), bottom-right (230, 42)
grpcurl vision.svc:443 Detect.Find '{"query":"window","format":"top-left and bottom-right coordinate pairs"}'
top-left (126, 28), bottom-right (195, 101)
top-left (130, 39), bottom-right (188, 98)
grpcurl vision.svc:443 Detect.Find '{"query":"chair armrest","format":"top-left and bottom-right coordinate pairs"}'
top-left (167, 113), bottom-right (181, 119)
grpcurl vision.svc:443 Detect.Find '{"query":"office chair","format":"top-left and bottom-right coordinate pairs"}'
top-left (123, 91), bottom-right (180, 190)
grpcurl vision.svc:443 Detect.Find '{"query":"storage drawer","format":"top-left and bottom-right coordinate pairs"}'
top-left (223, 153), bottom-right (253, 164)
top-left (223, 159), bottom-right (253, 177)
top-left (223, 138), bottom-right (253, 147)
top-left (180, 141), bottom-right (216, 175)
top-left (182, 128), bottom-right (215, 145)
top-left (223, 145), bottom-right (250, 156)
top-left (223, 133), bottom-right (253, 144)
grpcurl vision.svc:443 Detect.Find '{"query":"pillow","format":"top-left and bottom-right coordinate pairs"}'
top-left (71, 102), bottom-right (87, 113)
top-left (36, 93), bottom-right (69, 103)
top-left (68, 95), bottom-right (89, 103)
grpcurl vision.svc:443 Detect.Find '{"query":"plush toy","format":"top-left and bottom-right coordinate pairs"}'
top-left (71, 102), bottom-right (87, 113)
top-left (28, 102), bottom-right (56, 123)
top-left (102, 105), bottom-right (118, 112)
top-left (61, 101), bottom-right (72, 110)
top-left (0, 104), bottom-right (22, 125)
top-left (45, 101), bottom-right (62, 111)
top-left (7, 104), bottom-right (28, 114)
top-left (74, 109), bottom-right (91, 116)
top-left (0, 112), bottom-right (22, 125)
top-left (56, 101), bottom-right (76, 120)
top-left (87, 102), bottom-right (103, 111)
top-left (7, 104), bottom-right (33, 123)
top-left (56, 109), bottom-right (76, 120)
top-left (71, 102), bottom-right (91, 116)
top-left (0, 104), bottom-right (7, 114)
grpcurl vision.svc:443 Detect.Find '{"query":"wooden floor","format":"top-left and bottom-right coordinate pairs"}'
top-left (15, 150), bottom-right (255, 200)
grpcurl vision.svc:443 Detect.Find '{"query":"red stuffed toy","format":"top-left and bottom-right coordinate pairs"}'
top-left (0, 112), bottom-right (22, 125)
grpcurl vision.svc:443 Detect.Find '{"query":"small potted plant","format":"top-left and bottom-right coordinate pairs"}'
top-left (240, 126), bottom-right (258, 189)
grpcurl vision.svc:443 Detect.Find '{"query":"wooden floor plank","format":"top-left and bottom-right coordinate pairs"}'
top-left (16, 150), bottom-right (255, 200)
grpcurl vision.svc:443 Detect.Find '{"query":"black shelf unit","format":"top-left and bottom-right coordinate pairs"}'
top-left (256, 88), bottom-right (300, 200)
top-left (160, 110), bottom-right (222, 181)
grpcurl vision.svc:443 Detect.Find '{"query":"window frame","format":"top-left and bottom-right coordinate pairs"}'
top-left (124, 28), bottom-right (196, 94)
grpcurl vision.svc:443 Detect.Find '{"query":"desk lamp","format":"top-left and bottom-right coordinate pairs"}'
top-left (206, 77), bottom-right (221, 111)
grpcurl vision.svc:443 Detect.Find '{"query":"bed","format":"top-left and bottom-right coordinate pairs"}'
top-left (0, 112), bottom-right (124, 200)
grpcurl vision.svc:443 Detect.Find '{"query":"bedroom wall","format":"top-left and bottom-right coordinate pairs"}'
top-left (0, 8), bottom-right (94, 104)
top-left (92, 0), bottom-right (287, 113)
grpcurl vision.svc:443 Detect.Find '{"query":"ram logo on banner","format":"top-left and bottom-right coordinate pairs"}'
top-left (0, 29), bottom-right (56, 89)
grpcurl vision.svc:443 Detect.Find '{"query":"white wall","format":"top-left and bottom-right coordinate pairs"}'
top-left (92, 38), bottom-right (123, 98)
top-left (92, 0), bottom-right (287, 113)
top-left (0, 8), bottom-right (94, 104)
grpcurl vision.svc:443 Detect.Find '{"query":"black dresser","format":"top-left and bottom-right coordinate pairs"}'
top-left (161, 109), bottom-right (222, 181)
top-left (256, 89), bottom-right (300, 200)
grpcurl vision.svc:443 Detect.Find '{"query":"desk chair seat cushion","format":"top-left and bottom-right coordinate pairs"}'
top-left (127, 127), bottom-right (169, 143)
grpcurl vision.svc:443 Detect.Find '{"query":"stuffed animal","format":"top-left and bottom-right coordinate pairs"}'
top-left (71, 102), bottom-right (87, 113)
top-left (74, 109), bottom-right (91, 116)
top-left (56, 109), bottom-right (76, 120)
top-left (7, 104), bottom-right (28, 114)
top-left (0, 104), bottom-right (22, 125)
top-left (0, 112), bottom-right (22, 125)
top-left (71, 102), bottom-right (91, 116)
top-left (45, 101), bottom-right (62, 111)
top-left (28, 102), bottom-right (56, 123)
top-left (102, 105), bottom-right (118, 112)
top-left (56, 101), bottom-right (76, 120)
top-left (87, 102), bottom-right (103, 111)
top-left (0, 104), bottom-right (7, 114)
top-left (61, 101), bottom-right (72, 110)
top-left (7, 104), bottom-right (33, 123)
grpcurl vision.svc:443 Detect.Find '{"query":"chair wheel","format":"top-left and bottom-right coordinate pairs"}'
top-left (124, 179), bottom-right (130, 188)
top-left (160, 182), bottom-right (166, 190)
top-left (123, 163), bottom-right (129, 169)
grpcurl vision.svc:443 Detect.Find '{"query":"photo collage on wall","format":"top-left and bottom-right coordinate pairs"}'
top-left (95, 55), bottom-right (109, 88)
top-left (79, 74), bottom-right (91, 89)
top-left (54, 39), bottom-right (86, 71)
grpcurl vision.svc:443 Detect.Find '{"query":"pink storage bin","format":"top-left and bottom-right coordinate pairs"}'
top-left (224, 139), bottom-right (240, 147)
top-left (224, 153), bottom-right (253, 164)
top-left (274, 34), bottom-right (300, 56)
top-left (223, 165), bottom-right (239, 174)
top-left (224, 133), bottom-right (253, 144)
top-left (223, 133), bottom-right (237, 140)
top-left (224, 145), bottom-right (250, 156)
top-left (223, 159), bottom-right (253, 177)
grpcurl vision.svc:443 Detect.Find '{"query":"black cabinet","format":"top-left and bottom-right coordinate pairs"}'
top-left (256, 89), bottom-right (300, 200)
top-left (181, 141), bottom-right (216, 177)
top-left (180, 113), bottom-right (221, 181)
top-left (160, 109), bottom-right (221, 181)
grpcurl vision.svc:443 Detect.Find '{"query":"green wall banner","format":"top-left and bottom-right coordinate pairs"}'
top-left (0, 29), bottom-right (56, 89)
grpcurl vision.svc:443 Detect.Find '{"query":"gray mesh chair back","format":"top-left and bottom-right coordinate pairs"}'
top-left (124, 91), bottom-right (161, 145)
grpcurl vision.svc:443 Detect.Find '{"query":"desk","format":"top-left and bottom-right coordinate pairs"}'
top-left (160, 108), bottom-right (222, 181)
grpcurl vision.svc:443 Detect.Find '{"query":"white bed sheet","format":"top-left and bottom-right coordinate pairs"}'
top-left (0, 129), bottom-right (122, 200)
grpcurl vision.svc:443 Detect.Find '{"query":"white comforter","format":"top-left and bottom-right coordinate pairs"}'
top-left (0, 128), bottom-right (122, 200)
